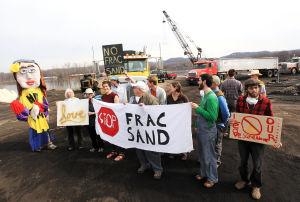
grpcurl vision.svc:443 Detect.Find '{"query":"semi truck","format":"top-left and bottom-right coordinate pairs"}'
top-left (187, 57), bottom-right (279, 85)
top-left (278, 56), bottom-right (300, 75)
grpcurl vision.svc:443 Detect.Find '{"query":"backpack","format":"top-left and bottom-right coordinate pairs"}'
top-left (215, 90), bottom-right (226, 124)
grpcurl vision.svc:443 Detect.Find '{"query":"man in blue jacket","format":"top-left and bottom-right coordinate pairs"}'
top-left (212, 75), bottom-right (230, 167)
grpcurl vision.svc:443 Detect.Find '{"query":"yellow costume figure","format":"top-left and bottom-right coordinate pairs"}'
top-left (9, 59), bottom-right (56, 152)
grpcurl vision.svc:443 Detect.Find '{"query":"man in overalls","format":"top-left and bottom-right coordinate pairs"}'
top-left (192, 74), bottom-right (219, 188)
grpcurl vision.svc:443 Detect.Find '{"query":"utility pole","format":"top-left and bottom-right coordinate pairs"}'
top-left (92, 46), bottom-right (100, 76)
top-left (159, 43), bottom-right (163, 69)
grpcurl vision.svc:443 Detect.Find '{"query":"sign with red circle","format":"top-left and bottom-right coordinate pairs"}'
top-left (241, 116), bottom-right (263, 135)
top-left (97, 107), bottom-right (119, 137)
top-left (230, 113), bottom-right (283, 146)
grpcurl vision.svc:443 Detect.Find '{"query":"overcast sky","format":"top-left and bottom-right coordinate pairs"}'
top-left (0, 0), bottom-right (299, 72)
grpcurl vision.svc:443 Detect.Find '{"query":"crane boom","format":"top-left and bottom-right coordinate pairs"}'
top-left (162, 10), bottom-right (197, 64)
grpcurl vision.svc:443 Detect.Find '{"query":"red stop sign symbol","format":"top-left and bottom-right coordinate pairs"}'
top-left (98, 107), bottom-right (119, 137)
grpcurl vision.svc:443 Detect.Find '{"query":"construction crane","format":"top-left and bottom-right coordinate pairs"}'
top-left (162, 10), bottom-right (202, 64)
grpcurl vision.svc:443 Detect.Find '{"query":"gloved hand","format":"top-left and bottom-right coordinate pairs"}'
top-left (30, 104), bottom-right (40, 120)
top-left (10, 100), bottom-right (25, 115)
top-left (34, 101), bottom-right (44, 112)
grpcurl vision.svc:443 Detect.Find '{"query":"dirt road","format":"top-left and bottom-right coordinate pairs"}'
top-left (0, 76), bottom-right (299, 202)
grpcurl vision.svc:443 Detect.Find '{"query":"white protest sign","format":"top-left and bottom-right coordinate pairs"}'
top-left (93, 100), bottom-right (193, 154)
top-left (56, 99), bottom-right (89, 126)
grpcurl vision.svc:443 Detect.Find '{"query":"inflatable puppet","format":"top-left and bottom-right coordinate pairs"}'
top-left (8, 59), bottom-right (56, 152)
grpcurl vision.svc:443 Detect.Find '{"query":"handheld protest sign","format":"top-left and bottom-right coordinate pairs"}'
top-left (57, 99), bottom-right (89, 126)
top-left (229, 113), bottom-right (282, 146)
top-left (102, 44), bottom-right (125, 75)
top-left (93, 100), bottom-right (193, 154)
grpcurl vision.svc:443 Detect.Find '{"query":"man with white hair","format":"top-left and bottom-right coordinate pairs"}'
top-left (211, 75), bottom-right (230, 167)
top-left (131, 81), bottom-right (163, 180)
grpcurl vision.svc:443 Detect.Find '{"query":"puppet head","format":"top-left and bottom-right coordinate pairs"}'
top-left (10, 59), bottom-right (47, 96)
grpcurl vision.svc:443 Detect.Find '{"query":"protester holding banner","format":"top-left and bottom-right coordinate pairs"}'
top-left (128, 94), bottom-right (140, 104)
top-left (191, 74), bottom-right (219, 188)
top-left (231, 78), bottom-right (281, 200)
top-left (147, 76), bottom-right (166, 105)
top-left (85, 88), bottom-right (105, 153)
top-left (101, 81), bottom-right (125, 161)
top-left (211, 76), bottom-right (230, 167)
top-left (110, 76), bottom-right (128, 103)
top-left (131, 81), bottom-right (163, 180)
top-left (64, 88), bottom-right (83, 151)
top-left (101, 81), bottom-right (120, 104)
top-left (167, 81), bottom-right (189, 160)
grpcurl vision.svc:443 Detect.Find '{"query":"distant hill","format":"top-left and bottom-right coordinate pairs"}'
top-left (222, 49), bottom-right (300, 62)
top-left (158, 57), bottom-right (193, 71)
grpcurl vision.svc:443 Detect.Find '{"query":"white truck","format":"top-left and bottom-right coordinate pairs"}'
top-left (278, 57), bottom-right (300, 75)
top-left (217, 57), bottom-right (279, 79)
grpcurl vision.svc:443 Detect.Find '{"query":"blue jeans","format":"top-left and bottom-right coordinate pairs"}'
top-left (136, 149), bottom-right (163, 172)
top-left (215, 127), bottom-right (224, 164)
top-left (196, 116), bottom-right (218, 183)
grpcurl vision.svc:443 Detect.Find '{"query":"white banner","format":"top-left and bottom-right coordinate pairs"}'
top-left (93, 99), bottom-right (193, 154)
top-left (56, 99), bottom-right (89, 126)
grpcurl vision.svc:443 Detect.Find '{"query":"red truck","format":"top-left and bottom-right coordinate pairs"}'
top-left (186, 59), bottom-right (218, 85)
top-left (166, 71), bottom-right (177, 80)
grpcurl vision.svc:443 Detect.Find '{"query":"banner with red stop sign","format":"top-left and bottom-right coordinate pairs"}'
top-left (93, 99), bottom-right (193, 154)
top-left (229, 113), bottom-right (283, 146)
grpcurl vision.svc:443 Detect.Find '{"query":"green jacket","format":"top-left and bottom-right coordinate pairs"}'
top-left (195, 90), bottom-right (219, 128)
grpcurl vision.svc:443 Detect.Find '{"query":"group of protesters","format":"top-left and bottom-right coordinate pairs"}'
top-left (62, 69), bottom-right (281, 200)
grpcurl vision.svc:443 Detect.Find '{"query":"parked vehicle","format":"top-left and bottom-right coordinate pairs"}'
top-left (166, 71), bottom-right (177, 80)
top-left (80, 73), bottom-right (98, 93)
top-left (187, 57), bottom-right (279, 85)
top-left (114, 50), bottom-right (151, 83)
top-left (150, 69), bottom-right (167, 82)
top-left (279, 57), bottom-right (300, 75)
